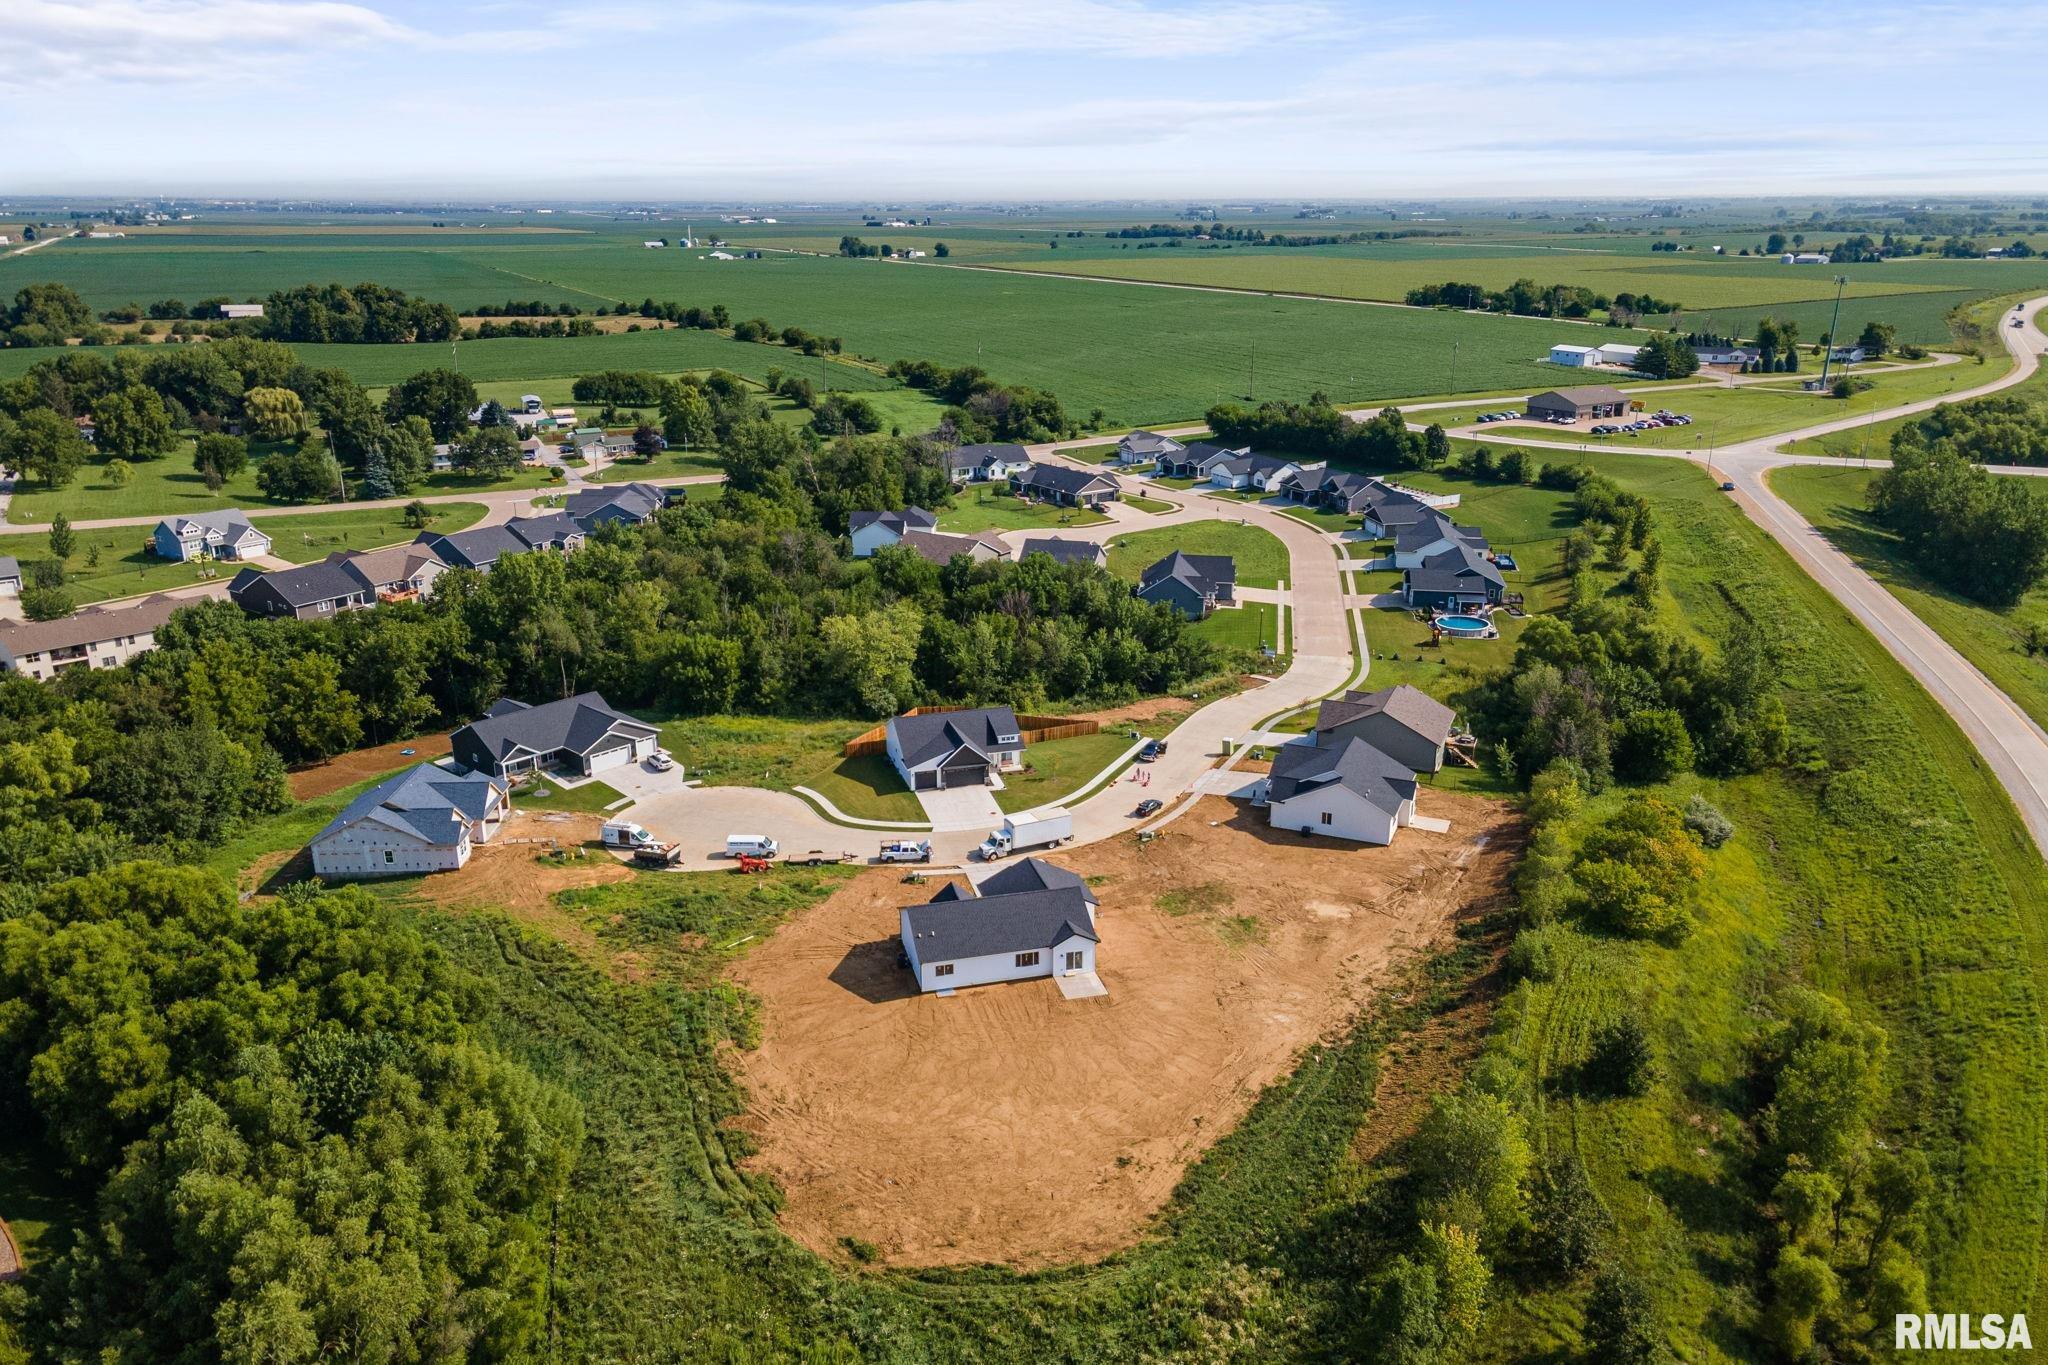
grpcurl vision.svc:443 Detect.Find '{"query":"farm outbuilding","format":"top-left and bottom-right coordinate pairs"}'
top-left (1548, 344), bottom-right (1600, 367)
top-left (1525, 386), bottom-right (1632, 421)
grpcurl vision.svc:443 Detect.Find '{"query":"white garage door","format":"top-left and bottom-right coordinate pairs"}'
top-left (631, 734), bottom-right (655, 758)
top-left (587, 744), bottom-right (630, 774)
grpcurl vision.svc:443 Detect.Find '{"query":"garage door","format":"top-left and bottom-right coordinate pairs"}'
top-left (587, 744), bottom-right (630, 774)
top-left (914, 770), bottom-right (939, 791)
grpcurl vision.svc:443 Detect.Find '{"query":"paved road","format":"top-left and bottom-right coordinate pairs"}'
top-left (1452, 294), bottom-right (2048, 854)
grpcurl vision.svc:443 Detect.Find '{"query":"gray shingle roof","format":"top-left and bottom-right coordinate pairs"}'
top-left (902, 884), bottom-right (1097, 964)
top-left (314, 762), bottom-right (504, 848)
top-left (507, 512), bottom-right (583, 549)
top-left (566, 481), bottom-right (665, 529)
top-left (0, 556), bottom-right (19, 583)
top-left (1315, 685), bottom-right (1456, 746)
top-left (1532, 384), bottom-right (1632, 407)
top-left (229, 558), bottom-right (365, 608)
top-left (977, 856), bottom-right (1098, 909)
top-left (1015, 463), bottom-right (1118, 497)
top-left (896, 528), bottom-right (1001, 564)
top-left (1138, 551), bottom-right (1235, 598)
top-left (418, 525), bottom-right (531, 570)
top-left (1419, 543), bottom-right (1505, 586)
top-left (1120, 431), bottom-right (1184, 456)
top-left (0, 592), bottom-right (184, 656)
top-left (947, 443), bottom-right (1028, 470)
top-left (849, 507), bottom-right (939, 535)
top-left (1017, 536), bottom-right (1106, 566)
top-left (451, 692), bottom-right (656, 768)
top-left (157, 507), bottom-right (261, 542)
top-left (1179, 441), bottom-right (1249, 468)
top-left (1395, 513), bottom-right (1487, 553)
top-left (888, 706), bottom-right (1024, 768)
top-left (1267, 736), bottom-right (1418, 815)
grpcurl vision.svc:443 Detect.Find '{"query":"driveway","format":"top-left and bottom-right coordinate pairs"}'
top-left (915, 782), bottom-right (1005, 832)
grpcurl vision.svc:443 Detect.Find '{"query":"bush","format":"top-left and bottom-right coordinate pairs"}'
top-left (1681, 794), bottom-right (1734, 848)
top-left (1506, 923), bottom-right (1565, 982)
top-left (1531, 1149), bottom-right (1611, 1274)
top-left (1583, 1010), bottom-right (1658, 1096)
top-left (20, 585), bottom-right (74, 621)
top-left (1584, 1260), bottom-right (1668, 1364)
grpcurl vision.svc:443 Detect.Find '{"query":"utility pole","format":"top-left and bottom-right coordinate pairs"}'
top-left (1819, 274), bottom-right (1848, 388)
top-left (1450, 339), bottom-right (1460, 395)
top-left (1248, 343), bottom-right (1256, 400)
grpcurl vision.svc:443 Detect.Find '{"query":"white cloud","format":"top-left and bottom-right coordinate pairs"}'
top-left (785, 0), bottom-right (1340, 62)
top-left (0, 0), bottom-right (410, 87)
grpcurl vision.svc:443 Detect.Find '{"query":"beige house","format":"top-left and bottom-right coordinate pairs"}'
top-left (0, 593), bottom-right (185, 680)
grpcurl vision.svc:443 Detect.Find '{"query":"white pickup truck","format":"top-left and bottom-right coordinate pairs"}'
top-left (878, 839), bottom-right (932, 864)
top-left (977, 810), bottom-right (1073, 861)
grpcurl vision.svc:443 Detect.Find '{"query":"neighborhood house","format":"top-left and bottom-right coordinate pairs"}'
top-left (0, 593), bottom-right (184, 680)
top-left (1260, 735), bottom-right (1421, 845)
top-left (941, 443), bottom-right (1031, 483)
top-left (900, 857), bottom-right (1100, 993)
top-left (895, 528), bottom-right (1007, 565)
top-left (308, 762), bottom-right (509, 879)
top-left (449, 693), bottom-right (661, 779)
top-left (1017, 536), bottom-right (1107, 568)
top-left (152, 508), bottom-right (272, 562)
top-left (885, 705), bottom-right (1026, 791)
top-left (850, 507), bottom-right (939, 558)
top-left (1011, 463), bottom-right (1121, 508)
top-left (1135, 551), bottom-right (1237, 620)
top-left (1115, 431), bottom-right (1185, 467)
top-left (1312, 684), bottom-right (1457, 773)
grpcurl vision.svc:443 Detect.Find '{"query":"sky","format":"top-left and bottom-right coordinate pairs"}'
top-left (5, 0), bottom-right (2047, 200)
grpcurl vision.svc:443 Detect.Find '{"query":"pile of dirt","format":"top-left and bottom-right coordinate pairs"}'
top-left (289, 735), bottom-right (452, 800)
top-left (726, 791), bottom-right (1521, 1269)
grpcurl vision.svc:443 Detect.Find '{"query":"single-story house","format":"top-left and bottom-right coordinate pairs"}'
top-left (309, 761), bottom-right (509, 879)
top-left (1313, 684), bottom-right (1457, 773)
top-left (1391, 514), bottom-right (1489, 568)
top-left (1116, 431), bottom-right (1185, 467)
top-left (1011, 463), bottom-right (1121, 508)
top-left (939, 443), bottom-right (1031, 482)
top-left (0, 593), bottom-right (184, 681)
top-left (1207, 452), bottom-right (1322, 493)
top-left (1402, 544), bottom-right (1506, 610)
top-left (1595, 343), bottom-right (1643, 368)
top-left (414, 523), bottom-right (553, 574)
top-left (900, 859), bottom-right (1099, 992)
top-left (152, 508), bottom-right (271, 562)
top-left (1260, 735), bottom-right (1419, 845)
top-left (0, 556), bottom-right (18, 596)
top-left (1827, 344), bottom-right (1870, 363)
top-left (1693, 343), bottom-right (1761, 367)
top-left (450, 692), bottom-right (660, 779)
top-left (1548, 343), bottom-right (1601, 367)
top-left (850, 506), bottom-right (939, 558)
top-left (504, 512), bottom-right (586, 554)
top-left (896, 528), bottom-right (1007, 565)
top-left (329, 542), bottom-right (446, 602)
top-left (228, 559), bottom-right (374, 621)
top-left (1017, 535), bottom-right (1108, 568)
top-left (566, 481), bottom-right (672, 533)
top-left (884, 705), bottom-right (1025, 791)
top-left (1526, 386), bottom-right (1632, 421)
top-left (600, 432), bottom-right (645, 459)
top-left (1157, 441), bottom-right (1248, 480)
top-left (1136, 551), bottom-right (1236, 620)
top-left (1360, 490), bottom-right (1442, 538)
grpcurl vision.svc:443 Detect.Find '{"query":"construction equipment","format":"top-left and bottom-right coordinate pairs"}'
top-left (632, 842), bottom-right (684, 869)
top-left (733, 853), bottom-right (774, 874)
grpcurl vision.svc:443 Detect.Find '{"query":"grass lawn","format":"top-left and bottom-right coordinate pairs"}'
top-left (1065, 443), bottom-right (1122, 465)
top-left (1190, 599), bottom-right (1284, 658)
top-left (1770, 463), bottom-right (2048, 732)
top-left (1148, 475), bottom-right (1202, 490)
top-left (995, 730), bottom-right (1137, 814)
top-left (513, 777), bottom-right (626, 814)
top-left (1122, 493), bottom-right (1175, 514)
top-left (587, 449), bottom-right (724, 482)
top-left (1274, 502), bottom-right (1358, 532)
top-left (1106, 521), bottom-right (1290, 589)
top-left (1780, 356), bottom-right (2048, 459)
top-left (628, 712), bottom-right (927, 823)
top-left (935, 492), bottom-right (1110, 534)
top-left (0, 503), bottom-right (485, 607)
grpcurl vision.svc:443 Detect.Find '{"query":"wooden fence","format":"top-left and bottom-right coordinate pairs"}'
top-left (843, 707), bottom-right (1100, 757)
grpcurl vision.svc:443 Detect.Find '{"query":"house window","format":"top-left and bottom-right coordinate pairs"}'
top-left (934, 963), bottom-right (954, 977)
top-left (383, 850), bottom-right (395, 865)
top-left (1064, 950), bottom-right (1084, 971)
top-left (1015, 951), bottom-right (1040, 968)
top-left (1321, 812), bottom-right (1334, 825)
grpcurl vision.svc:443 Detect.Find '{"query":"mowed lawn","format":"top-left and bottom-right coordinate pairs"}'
top-left (1769, 463), bottom-right (2048, 733)
top-left (631, 712), bottom-right (927, 824)
top-left (1106, 521), bottom-right (1289, 589)
top-left (0, 503), bottom-right (485, 607)
top-left (936, 491), bottom-right (1110, 534)
top-left (994, 730), bottom-right (1137, 814)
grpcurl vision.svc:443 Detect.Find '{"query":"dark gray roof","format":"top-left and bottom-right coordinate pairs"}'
top-left (1138, 551), bottom-right (1235, 598)
top-left (1405, 568), bottom-right (1495, 596)
top-left (313, 762), bottom-right (504, 848)
top-left (0, 556), bottom-right (20, 583)
top-left (978, 856), bottom-right (1098, 909)
top-left (451, 692), bottom-right (656, 766)
top-left (1419, 543), bottom-right (1505, 586)
top-left (229, 558), bottom-right (366, 608)
top-left (1267, 736), bottom-right (1418, 815)
top-left (418, 525), bottom-right (531, 570)
top-left (888, 706), bottom-right (1024, 767)
top-left (849, 507), bottom-right (939, 534)
top-left (1015, 463), bottom-right (1118, 496)
top-left (1315, 685), bottom-right (1456, 746)
top-left (1178, 441), bottom-right (1249, 468)
top-left (1120, 431), bottom-right (1184, 455)
top-left (1394, 513), bottom-right (1482, 552)
top-left (902, 884), bottom-right (1097, 964)
top-left (948, 443), bottom-right (1028, 469)
top-left (896, 528), bottom-right (1000, 564)
top-left (566, 481), bottom-right (665, 528)
top-left (1018, 536), bottom-right (1105, 566)
top-left (507, 512), bottom-right (583, 549)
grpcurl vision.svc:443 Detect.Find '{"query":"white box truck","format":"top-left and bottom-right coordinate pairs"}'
top-left (977, 810), bottom-right (1073, 861)
top-left (601, 820), bottom-right (659, 850)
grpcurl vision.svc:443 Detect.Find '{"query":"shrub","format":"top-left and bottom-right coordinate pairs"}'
top-left (20, 585), bottom-right (74, 620)
top-left (1681, 794), bottom-right (1734, 848)
top-left (1506, 924), bottom-right (1564, 982)
top-left (1531, 1149), bottom-right (1610, 1274)
top-left (1583, 1010), bottom-right (1658, 1096)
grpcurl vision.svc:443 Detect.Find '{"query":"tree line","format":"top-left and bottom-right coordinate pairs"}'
top-left (1204, 395), bottom-right (1451, 469)
top-left (1403, 278), bottom-right (1683, 321)
top-left (1869, 424), bottom-right (2048, 608)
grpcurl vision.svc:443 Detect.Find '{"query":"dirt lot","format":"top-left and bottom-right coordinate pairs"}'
top-left (726, 790), bottom-right (1520, 1269)
top-left (289, 735), bottom-right (452, 800)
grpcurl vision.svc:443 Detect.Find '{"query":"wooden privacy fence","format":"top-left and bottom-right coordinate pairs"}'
top-left (844, 707), bottom-right (1100, 757)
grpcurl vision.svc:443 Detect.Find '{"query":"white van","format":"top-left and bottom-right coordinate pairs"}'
top-left (726, 834), bottom-right (779, 859)
top-left (601, 820), bottom-right (658, 849)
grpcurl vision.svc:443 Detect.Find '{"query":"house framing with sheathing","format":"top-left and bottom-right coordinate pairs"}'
top-left (900, 858), bottom-right (1099, 992)
top-left (449, 693), bottom-right (661, 779)
top-left (884, 706), bottom-right (1026, 790)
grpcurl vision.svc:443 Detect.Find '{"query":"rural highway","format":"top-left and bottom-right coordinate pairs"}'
top-left (1451, 293), bottom-right (2048, 854)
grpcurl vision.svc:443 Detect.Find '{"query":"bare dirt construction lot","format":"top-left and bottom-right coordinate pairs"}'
top-left (288, 734), bottom-right (452, 800)
top-left (726, 789), bottom-right (1520, 1269)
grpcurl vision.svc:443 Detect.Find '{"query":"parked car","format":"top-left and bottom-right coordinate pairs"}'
top-left (1138, 739), bottom-right (1168, 762)
top-left (1133, 798), bottom-right (1163, 818)
top-left (647, 751), bottom-right (674, 772)
top-left (1720, 481), bottom-right (1736, 492)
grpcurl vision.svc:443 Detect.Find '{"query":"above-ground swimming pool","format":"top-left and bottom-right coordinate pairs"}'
top-left (1435, 615), bottom-right (1491, 634)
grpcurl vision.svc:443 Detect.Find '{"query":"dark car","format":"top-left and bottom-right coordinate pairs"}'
top-left (1720, 481), bottom-right (1736, 492)
top-left (1139, 739), bottom-right (1168, 762)
top-left (1134, 798), bottom-right (1163, 818)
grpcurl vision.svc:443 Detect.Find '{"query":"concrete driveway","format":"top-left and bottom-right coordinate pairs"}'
top-left (916, 782), bottom-right (1005, 832)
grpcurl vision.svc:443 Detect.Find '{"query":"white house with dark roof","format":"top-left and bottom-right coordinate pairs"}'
top-left (1259, 736), bottom-right (1419, 845)
top-left (449, 693), bottom-right (660, 779)
top-left (1156, 441), bottom-right (1248, 480)
top-left (884, 706), bottom-right (1025, 791)
top-left (152, 508), bottom-right (271, 563)
top-left (943, 443), bottom-right (1031, 483)
top-left (900, 857), bottom-right (1099, 992)
top-left (566, 481), bottom-right (672, 532)
top-left (309, 762), bottom-right (509, 878)
top-left (1313, 685), bottom-right (1457, 773)
top-left (1115, 431), bottom-right (1184, 467)
top-left (1135, 551), bottom-right (1236, 620)
top-left (1391, 514), bottom-right (1489, 569)
top-left (850, 507), bottom-right (939, 558)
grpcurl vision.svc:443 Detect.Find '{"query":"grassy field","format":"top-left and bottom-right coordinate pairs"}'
top-left (1769, 463), bottom-right (2048, 733)
top-left (0, 502), bottom-right (484, 606)
top-left (1782, 352), bottom-right (2047, 459)
top-left (513, 777), bottom-right (626, 814)
top-left (630, 712), bottom-right (927, 823)
top-left (935, 492), bottom-right (1110, 533)
top-left (1106, 521), bottom-right (1290, 589)
top-left (1190, 598), bottom-right (1283, 656)
top-left (586, 450), bottom-right (724, 482)
top-left (994, 730), bottom-right (1137, 814)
